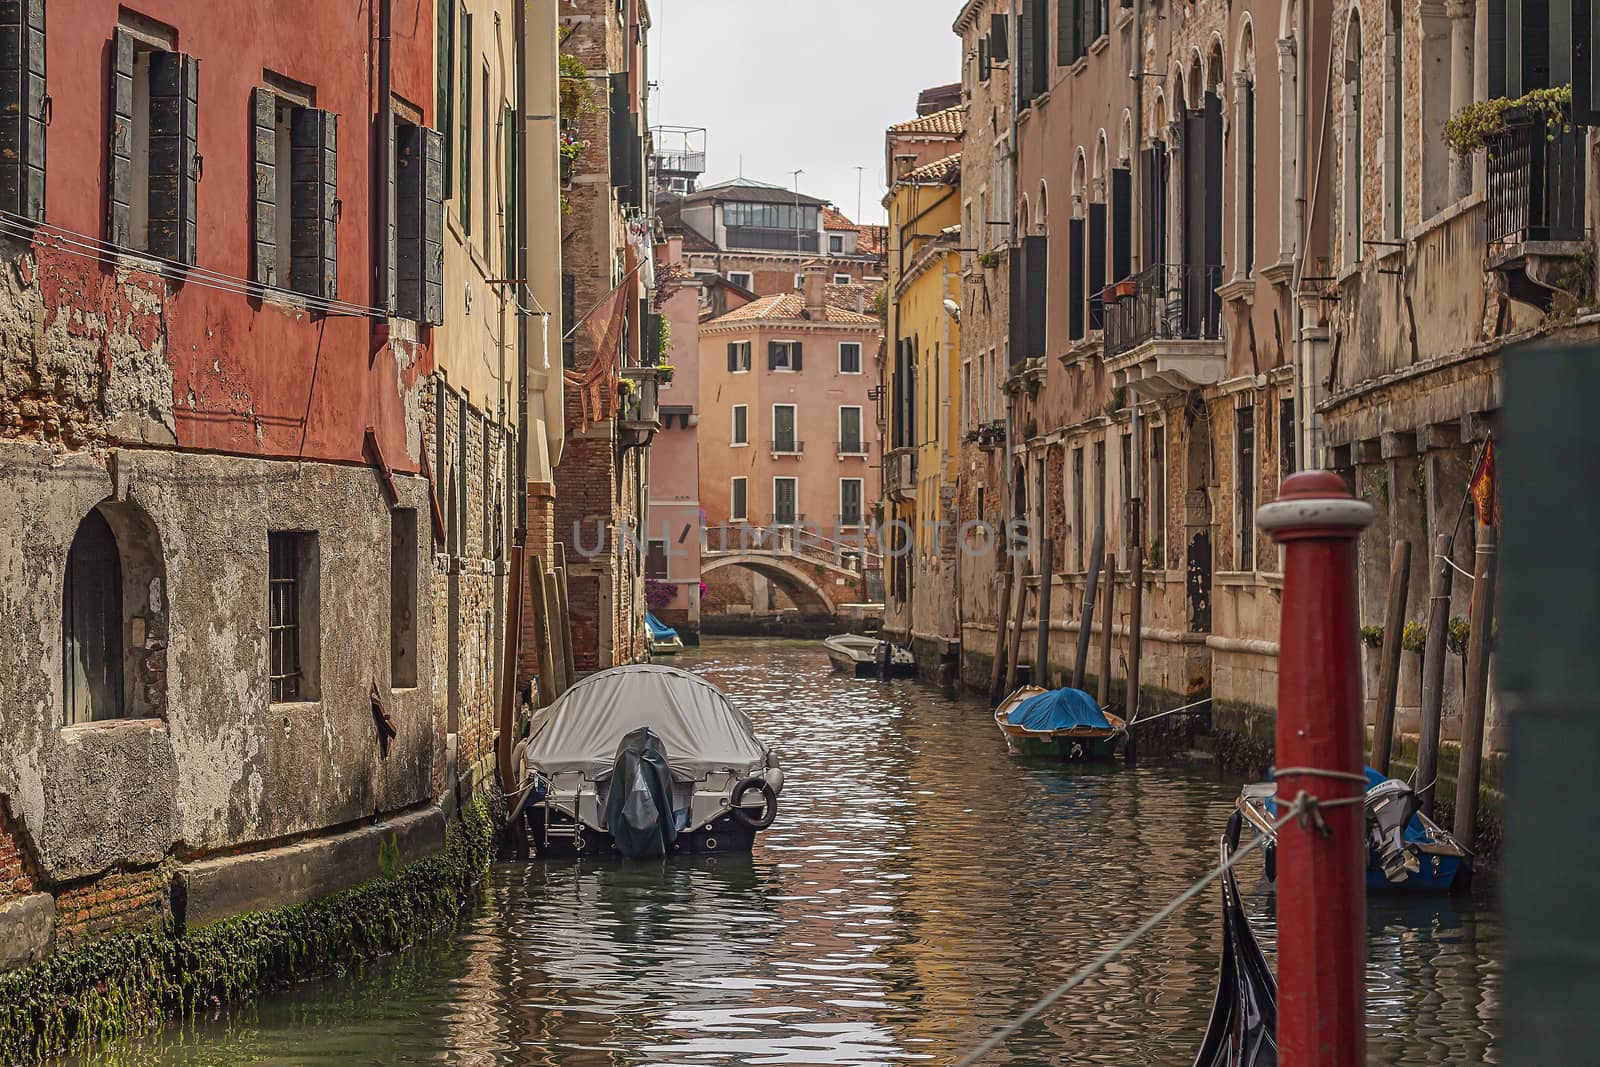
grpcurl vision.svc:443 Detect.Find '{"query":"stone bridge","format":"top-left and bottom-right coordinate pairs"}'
top-left (700, 526), bottom-right (880, 617)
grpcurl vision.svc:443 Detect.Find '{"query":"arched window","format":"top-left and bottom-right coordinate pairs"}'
top-left (63, 509), bottom-right (123, 724)
top-left (1069, 152), bottom-right (1088, 340)
top-left (1342, 12), bottom-right (1364, 270)
top-left (1235, 24), bottom-right (1257, 280)
top-left (1088, 135), bottom-right (1109, 331)
top-left (1277, 4), bottom-right (1300, 264)
top-left (62, 500), bottom-right (167, 725)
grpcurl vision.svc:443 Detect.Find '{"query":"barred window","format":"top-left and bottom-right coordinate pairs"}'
top-left (269, 532), bottom-right (320, 702)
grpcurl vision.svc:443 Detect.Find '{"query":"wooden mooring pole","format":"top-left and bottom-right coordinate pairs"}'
top-left (1072, 526), bottom-right (1104, 690)
top-left (1125, 540), bottom-right (1144, 765)
top-left (1098, 552), bottom-right (1115, 709)
top-left (1416, 533), bottom-right (1455, 817)
top-left (1371, 539), bottom-right (1412, 775)
top-left (1452, 523), bottom-right (1498, 856)
top-left (496, 532), bottom-right (526, 791)
top-left (988, 556), bottom-right (1015, 704)
top-left (1034, 539), bottom-right (1055, 687)
top-left (1258, 472), bottom-right (1374, 1067)
top-left (1004, 558), bottom-right (1029, 695)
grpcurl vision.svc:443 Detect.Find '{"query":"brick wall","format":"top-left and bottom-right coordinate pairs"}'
top-left (53, 867), bottom-right (167, 947)
top-left (0, 800), bottom-right (37, 903)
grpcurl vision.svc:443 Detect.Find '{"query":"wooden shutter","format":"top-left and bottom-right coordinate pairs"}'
top-left (1203, 94), bottom-right (1224, 276)
top-left (727, 342), bottom-right (739, 372)
top-left (503, 105), bottom-right (517, 275)
top-left (609, 72), bottom-right (629, 190)
top-left (251, 88), bottom-right (277, 285)
top-left (1067, 218), bottom-right (1084, 341)
top-left (644, 312), bottom-right (662, 365)
top-left (108, 29), bottom-right (134, 246)
top-left (980, 37), bottom-right (990, 81)
top-left (0, 0), bottom-right (45, 221)
top-left (291, 108), bottom-right (338, 300)
top-left (1087, 202), bottom-right (1106, 332)
top-left (768, 340), bottom-right (782, 370)
top-left (1111, 166), bottom-right (1132, 282)
top-left (437, 0), bottom-right (454, 196)
top-left (990, 13), bottom-right (1009, 62)
top-left (1008, 243), bottom-right (1026, 363)
top-left (1017, 0), bottom-right (1036, 106)
top-left (1574, 0), bottom-right (1600, 124)
top-left (1025, 233), bottom-right (1048, 356)
top-left (422, 127), bottom-right (444, 323)
top-left (148, 50), bottom-right (198, 264)
top-left (1059, 0), bottom-right (1077, 65)
top-left (792, 341), bottom-right (803, 371)
top-left (396, 122), bottom-right (424, 317)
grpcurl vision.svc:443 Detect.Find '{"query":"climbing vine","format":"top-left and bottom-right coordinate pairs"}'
top-left (1442, 84), bottom-right (1572, 157)
top-left (0, 800), bottom-right (493, 1064)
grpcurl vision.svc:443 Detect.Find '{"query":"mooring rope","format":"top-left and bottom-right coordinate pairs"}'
top-left (953, 786), bottom-right (1362, 1066)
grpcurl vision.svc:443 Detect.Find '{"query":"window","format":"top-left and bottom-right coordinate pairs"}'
top-left (480, 66), bottom-right (490, 250)
top-left (773, 404), bottom-right (798, 453)
top-left (268, 531), bottom-right (320, 703)
top-left (562, 274), bottom-right (576, 368)
top-left (390, 509), bottom-right (418, 688)
top-left (646, 539), bottom-right (668, 580)
top-left (723, 201), bottom-right (819, 231)
top-left (727, 270), bottom-right (753, 290)
top-left (794, 273), bottom-right (804, 289)
top-left (768, 340), bottom-right (802, 371)
top-left (726, 340), bottom-right (752, 372)
top-left (1342, 13), bottom-right (1363, 270)
top-left (731, 404), bottom-right (748, 445)
top-left (833, 273), bottom-right (851, 285)
top-left (0, 0), bottom-right (45, 221)
top-left (1093, 439), bottom-right (1106, 549)
top-left (249, 84), bottom-right (337, 297)
top-left (396, 120), bottom-right (446, 322)
top-left (839, 406), bottom-right (864, 454)
top-left (773, 477), bottom-right (798, 525)
top-left (436, 0), bottom-right (455, 195)
top-left (501, 103), bottom-right (517, 274)
top-left (459, 6), bottom-right (472, 234)
top-left (1235, 405), bottom-right (1256, 570)
top-left (829, 234), bottom-right (844, 253)
top-left (839, 342), bottom-right (862, 374)
top-left (1072, 446), bottom-right (1085, 569)
top-left (63, 509), bottom-right (123, 724)
top-left (1279, 398), bottom-right (1297, 481)
top-left (1149, 425), bottom-right (1167, 566)
top-left (109, 30), bottom-right (198, 262)
top-left (731, 477), bottom-right (748, 521)
top-left (840, 478), bottom-right (864, 526)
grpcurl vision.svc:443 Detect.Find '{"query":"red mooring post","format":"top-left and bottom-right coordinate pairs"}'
top-left (1256, 471), bottom-right (1374, 1067)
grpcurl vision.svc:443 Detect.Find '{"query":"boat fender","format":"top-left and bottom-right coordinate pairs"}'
top-left (729, 776), bottom-right (778, 831)
top-left (1264, 842), bottom-right (1276, 882)
top-left (763, 765), bottom-right (785, 796)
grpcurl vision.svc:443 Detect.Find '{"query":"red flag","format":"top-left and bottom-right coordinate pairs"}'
top-left (583, 280), bottom-right (630, 373)
top-left (1468, 435), bottom-right (1497, 527)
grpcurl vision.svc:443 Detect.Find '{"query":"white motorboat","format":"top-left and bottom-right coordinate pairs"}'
top-left (823, 633), bottom-right (917, 677)
top-left (508, 664), bottom-right (783, 859)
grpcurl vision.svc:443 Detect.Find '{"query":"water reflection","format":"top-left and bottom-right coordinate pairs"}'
top-left (82, 638), bottom-right (1500, 1065)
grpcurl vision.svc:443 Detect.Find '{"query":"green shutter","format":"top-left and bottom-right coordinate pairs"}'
top-left (437, 0), bottom-right (454, 197)
top-left (107, 29), bottom-right (133, 246)
top-left (459, 8), bottom-right (471, 234)
top-left (398, 123), bottom-right (446, 320)
top-left (503, 105), bottom-right (517, 276)
top-left (0, 0), bottom-right (46, 221)
top-left (251, 88), bottom-right (277, 285)
top-left (147, 50), bottom-right (198, 264)
top-left (291, 108), bottom-right (338, 299)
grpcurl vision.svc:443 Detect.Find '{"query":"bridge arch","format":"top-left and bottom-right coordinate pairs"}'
top-left (701, 555), bottom-right (836, 615)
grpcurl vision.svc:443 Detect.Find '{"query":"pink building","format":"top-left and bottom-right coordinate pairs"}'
top-left (698, 263), bottom-right (883, 569)
top-left (647, 238), bottom-right (704, 638)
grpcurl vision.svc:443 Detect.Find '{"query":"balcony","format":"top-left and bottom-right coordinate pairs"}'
top-left (770, 438), bottom-right (805, 456)
top-left (885, 446), bottom-right (918, 503)
top-left (1101, 262), bottom-right (1226, 397)
top-left (836, 439), bottom-right (869, 458)
top-left (1485, 107), bottom-right (1589, 311)
top-left (618, 368), bottom-right (661, 448)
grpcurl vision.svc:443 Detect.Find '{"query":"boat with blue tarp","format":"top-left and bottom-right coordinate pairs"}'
top-left (646, 613), bottom-right (685, 655)
top-left (1236, 766), bottom-right (1470, 893)
top-left (993, 684), bottom-right (1126, 760)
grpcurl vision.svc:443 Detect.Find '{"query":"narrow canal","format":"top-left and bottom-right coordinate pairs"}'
top-left (86, 638), bottom-right (1500, 1065)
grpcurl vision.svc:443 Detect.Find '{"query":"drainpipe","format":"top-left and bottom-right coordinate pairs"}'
top-left (514, 4), bottom-right (528, 531)
top-left (1291, 0), bottom-right (1311, 468)
top-left (377, 0), bottom-right (393, 313)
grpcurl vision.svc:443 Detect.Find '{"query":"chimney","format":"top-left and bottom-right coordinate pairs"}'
top-left (667, 235), bottom-right (683, 264)
top-left (803, 261), bottom-right (828, 318)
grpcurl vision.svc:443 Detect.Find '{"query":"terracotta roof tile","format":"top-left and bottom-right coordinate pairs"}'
top-left (888, 106), bottom-right (965, 137)
top-left (902, 152), bottom-right (961, 185)
top-left (704, 292), bottom-right (881, 328)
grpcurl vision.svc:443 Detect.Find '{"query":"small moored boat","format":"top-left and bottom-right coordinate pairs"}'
top-left (1236, 766), bottom-right (1470, 893)
top-left (646, 612), bottom-right (685, 655)
top-left (823, 633), bottom-right (917, 677)
top-left (508, 664), bottom-right (783, 859)
top-left (993, 685), bottom-right (1126, 760)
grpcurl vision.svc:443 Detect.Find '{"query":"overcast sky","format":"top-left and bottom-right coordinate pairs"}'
top-left (647, 1), bottom-right (963, 225)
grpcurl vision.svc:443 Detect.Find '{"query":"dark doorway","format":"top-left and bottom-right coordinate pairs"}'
top-left (63, 508), bottom-right (124, 724)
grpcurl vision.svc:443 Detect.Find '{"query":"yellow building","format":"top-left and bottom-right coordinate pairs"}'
top-left (881, 148), bottom-right (962, 668)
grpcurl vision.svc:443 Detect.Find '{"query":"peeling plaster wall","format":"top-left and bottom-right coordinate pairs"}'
top-left (0, 442), bottom-right (435, 884)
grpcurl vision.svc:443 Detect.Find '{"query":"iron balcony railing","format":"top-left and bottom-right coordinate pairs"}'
top-left (836, 438), bottom-right (869, 456)
top-left (770, 438), bottom-right (805, 455)
top-left (1102, 262), bottom-right (1224, 359)
top-left (1486, 106), bottom-right (1587, 257)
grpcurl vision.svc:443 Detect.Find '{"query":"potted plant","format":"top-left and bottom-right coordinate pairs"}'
top-left (1397, 620), bottom-right (1426, 731)
top-left (656, 363), bottom-right (676, 385)
top-left (1114, 278), bottom-right (1138, 299)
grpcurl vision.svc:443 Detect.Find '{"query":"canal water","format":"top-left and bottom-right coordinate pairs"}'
top-left (87, 638), bottom-right (1500, 1065)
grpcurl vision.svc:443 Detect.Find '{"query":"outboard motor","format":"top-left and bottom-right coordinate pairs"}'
top-left (604, 727), bottom-right (678, 859)
top-left (1365, 777), bottom-right (1421, 883)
